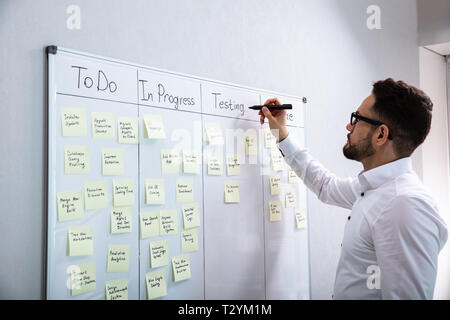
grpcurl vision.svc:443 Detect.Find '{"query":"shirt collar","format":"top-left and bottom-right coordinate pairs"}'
top-left (358, 157), bottom-right (413, 193)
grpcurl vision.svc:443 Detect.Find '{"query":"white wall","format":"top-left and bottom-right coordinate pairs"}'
top-left (418, 0), bottom-right (450, 46)
top-left (418, 47), bottom-right (450, 299)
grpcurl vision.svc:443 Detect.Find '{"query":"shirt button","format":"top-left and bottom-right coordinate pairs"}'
top-left (361, 192), bottom-right (365, 196)
top-left (340, 243), bottom-right (342, 247)
top-left (348, 216), bottom-right (351, 220)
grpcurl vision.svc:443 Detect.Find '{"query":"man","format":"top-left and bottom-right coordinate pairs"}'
top-left (259, 78), bottom-right (448, 299)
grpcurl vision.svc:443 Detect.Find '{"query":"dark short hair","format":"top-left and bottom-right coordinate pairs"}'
top-left (371, 78), bottom-right (433, 157)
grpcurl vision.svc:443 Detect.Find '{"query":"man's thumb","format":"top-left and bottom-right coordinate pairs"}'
top-left (261, 107), bottom-right (273, 120)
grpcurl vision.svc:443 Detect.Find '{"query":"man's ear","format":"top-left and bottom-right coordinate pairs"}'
top-left (376, 125), bottom-right (390, 144)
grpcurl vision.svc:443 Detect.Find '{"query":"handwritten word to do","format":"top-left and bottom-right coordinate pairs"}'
top-left (72, 66), bottom-right (117, 93)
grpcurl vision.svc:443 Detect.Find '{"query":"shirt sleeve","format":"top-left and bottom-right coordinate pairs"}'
top-left (278, 134), bottom-right (359, 210)
top-left (372, 195), bottom-right (443, 299)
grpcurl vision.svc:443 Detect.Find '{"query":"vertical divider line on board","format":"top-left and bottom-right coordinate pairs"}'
top-left (136, 68), bottom-right (141, 300)
top-left (200, 83), bottom-right (206, 299)
top-left (259, 94), bottom-right (267, 300)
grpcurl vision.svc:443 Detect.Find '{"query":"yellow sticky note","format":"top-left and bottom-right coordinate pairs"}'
top-left (113, 179), bottom-right (134, 207)
top-left (176, 178), bottom-right (194, 203)
top-left (295, 209), bottom-right (307, 229)
top-left (288, 170), bottom-right (299, 184)
top-left (107, 244), bottom-right (130, 273)
top-left (160, 149), bottom-right (180, 174)
top-left (270, 150), bottom-right (284, 172)
top-left (269, 200), bottom-right (282, 222)
top-left (118, 117), bottom-right (139, 144)
top-left (226, 154), bottom-right (241, 176)
top-left (244, 132), bottom-right (258, 155)
top-left (111, 207), bottom-right (132, 234)
top-left (69, 262), bottom-right (96, 296)
top-left (146, 269), bottom-right (167, 300)
top-left (285, 189), bottom-right (297, 208)
top-left (61, 107), bottom-right (87, 136)
top-left (269, 175), bottom-right (281, 196)
top-left (159, 210), bottom-right (178, 236)
top-left (181, 229), bottom-right (199, 253)
top-left (182, 203), bottom-right (200, 230)
top-left (102, 149), bottom-right (124, 176)
top-left (67, 226), bottom-right (93, 256)
top-left (92, 112), bottom-right (115, 139)
top-left (172, 254), bottom-right (191, 282)
top-left (64, 146), bottom-right (90, 174)
top-left (224, 180), bottom-right (240, 203)
top-left (140, 211), bottom-right (160, 239)
top-left (143, 114), bottom-right (166, 139)
top-left (205, 122), bottom-right (224, 145)
top-left (182, 150), bottom-right (200, 174)
top-left (145, 179), bottom-right (165, 205)
top-left (84, 181), bottom-right (108, 210)
top-left (57, 190), bottom-right (83, 222)
top-left (206, 152), bottom-right (222, 176)
top-left (264, 127), bottom-right (277, 149)
top-left (149, 240), bottom-right (169, 268)
top-left (105, 279), bottom-right (128, 300)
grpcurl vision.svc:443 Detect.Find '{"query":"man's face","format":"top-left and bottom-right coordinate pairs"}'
top-left (343, 94), bottom-right (376, 161)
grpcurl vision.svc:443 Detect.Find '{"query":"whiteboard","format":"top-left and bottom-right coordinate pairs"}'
top-left (46, 46), bottom-right (310, 300)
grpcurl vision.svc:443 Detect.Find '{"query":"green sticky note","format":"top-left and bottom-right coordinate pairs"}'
top-left (244, 132), bottom-right (258, 156)
top-left (172, 254), bottom-right (191, 282)
top-left (67, 226), bottom-right (93, 256)
top-left (271, 150), bottom-right (284, 172)
top-left (205, 122), bottom-right (224, 145)
top-left (206, 152), bottom-right (222, 176)
top-left (182, 203), bottom-right (200, 230)
top-left (269, 175), bottom-right (281, 196)
top-left (285, 188), bottom-right (296, 208)
top-left (143, 114), bottom-right (166, 139)
top-left (146, 269), bottom-right (167, 300)
top-left (145, 179), bottom-right (165, 205)
top-left (176, 178), bottom-right (194, 203)
top-left (160, 149), bottom-right (180, 174)
top-left (269, 200), bottom-right (282, 222)
top-left (107, 244), bottom-right (130, 273)
top-left (118, 117), bottom-right (139, 144)
top-left (159, 210), bottom-right (178, 236)
top-left (181, 229), bottom-right (199, 253)
top-left (140, 211), bottom-right (160, 239)
top-left (295, 209), bottom-right (307, 229)
top-left (84, 181), bottom-right (108, 210)
top-left (102, 149), bottom-right (124, 176)
top-left (57, 190), bottom-right (84, 222)
top-left (92, 112), bottom-right (115, 139)
top-left (288, 170), bottom-right (299, 184)
top-left (105, 278), bottom-right (128, 300)
top-left (111, 207), bottom-right (132, 234)
top-left (61, 107), bottom-right (87, 136)
top-left (69, 262), bottom-right (96, 296)
top-left (149, 239), bottom-right (169, 268)
top-left (182, 150), bottom-right (200, 174)
top-left (113, 179), bottom-right (134, 207)
top-left (226, 154), bottom-right (240, 176)
top-left (224, 180), bottom-right (240, 203)
top-left (64, 146), bottom-right (90, 174)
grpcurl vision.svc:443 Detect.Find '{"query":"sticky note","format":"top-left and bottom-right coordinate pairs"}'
top-left (295, 209), bottom-right (307, 229)
top-left (92, 112), bottom-right (114, 139)
top-left (146, 269), bottom-right (167, 300)
top-left (113, 179), bottom-right (134, 207)
top-left (69, 262), bottom-right (96, 296)
top-left (244, 132), bottom-right (258, 155)
top-left (264, 127), bottom-right (277, 149)
top-left (206, 152), bottom-right (222, 175)
top-left (269, 175), bottom-right (281, 196)
top-left (270, 150), bottom-right (284, 172)
top-left (149, 240), bottom-right (169, 268)
top-left (140, 211), bottom-right (159, 239)
top-left (176, 178), bottom-right (194, 203)
top-left (160, 149), bottom-right (180, 174)
top-left (57, 190), bottom-right (83, 222)
top-left (285, 189), bottom-right (297, 208)
top-left (84, 181), bottom-right (108, 210)
top-left (205, 122), bottom-right (224, 145)
top-left (145, 179), bottom-right (165, 205)
top-left (181, 229), bottom-right (199, 253)
top-left (102, 149), bottom-right (124, 176)
top-left (67, 226), bottom-right (93, 256)
top-left (64, 146), bottom-right (90, 174)
top-left (105, 279), bottom-right (128, 300)
top-left (111, 207), bottom-right (132, 234)
top-left (226, 154), bottom-right (240, 176)
top-left (159, 210), bottom-right (178, 236)
top-left (269, 200), bottom-right (282, 222)
top-left (143, 114), bottom-right (166, 139)
top-left (118, 117), bottom-right (139, 144)
top-left (288, 170), bottom-right (299, 184)
top-left (107, 244), bottom-right (130, 273)
top-left (224, 180), bottom-right (240, 203)
top-left (182, 150), bottom-right (200, 174)
top-left (172, 254), bottom-right (191, 282)
top-left (61, 107), bottom-right (87, 136)
top-left (182, 203), bottom-right (200, 230)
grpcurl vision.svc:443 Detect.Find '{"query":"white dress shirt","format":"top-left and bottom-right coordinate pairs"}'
top-left (278, 134), bottom-right (448, 299)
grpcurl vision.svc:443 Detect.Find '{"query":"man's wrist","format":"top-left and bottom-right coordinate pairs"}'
top-left (278, 129), bottom-right (289, 143)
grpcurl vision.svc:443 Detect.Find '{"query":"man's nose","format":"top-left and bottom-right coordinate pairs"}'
top-left (346, 123), bottom-right (354, 132)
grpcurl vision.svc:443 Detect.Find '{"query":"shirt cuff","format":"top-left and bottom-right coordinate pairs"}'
top-left (277, 134), bottom-right (303, 158)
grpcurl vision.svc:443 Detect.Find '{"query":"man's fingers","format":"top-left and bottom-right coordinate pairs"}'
top-left (263, 98), bottom-right (281, 106)
top-left (261, 107), bottom-right (274, 120)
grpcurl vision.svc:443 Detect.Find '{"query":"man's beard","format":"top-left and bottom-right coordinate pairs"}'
top-left (343, 131), bottom-right (375, 161)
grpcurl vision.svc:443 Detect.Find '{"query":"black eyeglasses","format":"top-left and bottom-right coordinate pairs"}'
top-left (350, 111), bottom-right (393, 140)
